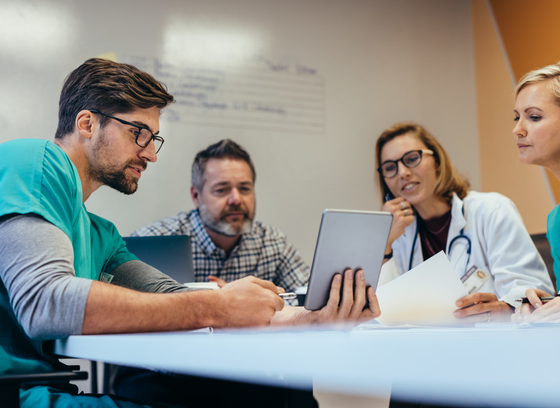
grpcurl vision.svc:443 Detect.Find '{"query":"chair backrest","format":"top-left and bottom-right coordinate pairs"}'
top-left (123, 235), bottom-right (195, 283)
top-left (530, 233), bottom-right (556, 293)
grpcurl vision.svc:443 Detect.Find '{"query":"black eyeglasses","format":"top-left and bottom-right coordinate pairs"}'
top-left (89, 110), bottom-right (164, 154)
top-left (377, 149), bottom-right (434, 178)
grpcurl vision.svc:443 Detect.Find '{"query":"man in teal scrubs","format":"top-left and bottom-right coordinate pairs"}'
top-left (0, 58), bottom-right (380, 407)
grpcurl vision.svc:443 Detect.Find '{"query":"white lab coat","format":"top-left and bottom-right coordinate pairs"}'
top-left (379, 191), bottom-right (554, 306)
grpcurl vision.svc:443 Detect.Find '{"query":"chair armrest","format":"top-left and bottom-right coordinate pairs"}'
top-left (0, 371), bottom-right (88, 386)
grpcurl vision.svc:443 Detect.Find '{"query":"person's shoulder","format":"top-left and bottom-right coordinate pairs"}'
top-left (463, 191), bottom-right (519, 222)
top-left (3, 139), bottom-right (79, 186)
top-left (249, 220), bottom-right (287, 241)
top-left (0, 139), bottom-right (80, 228)
top-left (88, 212), bottom-right (120, 236)
top-left (44, 140), bottom-right (72, 160)
top-left (1, 139), bottom-right (67, 162)
top-left (131, 210), bottom-right (192, 236)
top-left (550, 203), bottom-right (560, 217)
top-left (1, 139), bottom-right (53, 169)
top-left (548, 203), bottom-right (560, 226)
top-left (0, 138), bottom-right (48, 152)
top-left (463, 190), bottom-right (514, 208)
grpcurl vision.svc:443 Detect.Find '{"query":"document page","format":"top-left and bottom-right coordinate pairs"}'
top-left (375, 252), bottom-right (468, 326)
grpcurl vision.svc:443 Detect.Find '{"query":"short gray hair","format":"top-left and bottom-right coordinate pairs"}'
top-left (191, 139), bottom-right (256, 191)
top-left (516, 61), bottom-right (560, 106)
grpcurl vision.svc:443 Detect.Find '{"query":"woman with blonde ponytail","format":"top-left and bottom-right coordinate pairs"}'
top-left (512, 62), bottom-right (560, 322)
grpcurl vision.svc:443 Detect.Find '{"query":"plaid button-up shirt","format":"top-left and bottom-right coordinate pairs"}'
top-left (131, 209), bottom-right (309, 293)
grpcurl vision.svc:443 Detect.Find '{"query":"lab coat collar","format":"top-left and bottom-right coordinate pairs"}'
top-left (401, 192), bottom-right (467, 267)
top-left (402, 193), bottom-right (466, 239)
top-left (447, 193), bottom-right (467, 249)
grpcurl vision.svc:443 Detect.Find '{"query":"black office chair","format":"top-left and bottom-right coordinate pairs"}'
top-left (0, 267), bottom-right (92, 407)
top-left (530, 233), bottom-right (557, 293)
top-left (0, 368), bottom-right (88, 408)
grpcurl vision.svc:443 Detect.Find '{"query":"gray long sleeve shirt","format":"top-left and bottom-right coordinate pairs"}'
top-left (0, 214), bottom-right (189, 340)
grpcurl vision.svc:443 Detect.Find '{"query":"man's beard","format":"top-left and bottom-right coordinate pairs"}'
top-left (198, 198), bottom-right (254, 238)
top-left (89, 130), bottom-right (146, 195)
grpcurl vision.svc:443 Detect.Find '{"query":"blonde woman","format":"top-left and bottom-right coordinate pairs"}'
top-left (512, 62), bottom-right (560, 322)
top-left (376, 122), bottom-right (553, 323)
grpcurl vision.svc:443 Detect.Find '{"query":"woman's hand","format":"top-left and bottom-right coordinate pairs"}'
top-left (382, 197), bottom-right (415, 254)
top-left (517, 298), bottom-right (560, 323)
top-left (453, 292), bottom-right (513, 323)
top-left (512, 288), bottom-right (560, 323)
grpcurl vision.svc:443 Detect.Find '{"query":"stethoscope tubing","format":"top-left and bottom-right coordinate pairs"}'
top-left (407, 210), bottom-right (472, 272)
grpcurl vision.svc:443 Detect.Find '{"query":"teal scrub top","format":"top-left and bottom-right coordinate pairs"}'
top-left (547, 203), bottom-right (560, 290)
top-left (0, 138), bottom-right (137, 376)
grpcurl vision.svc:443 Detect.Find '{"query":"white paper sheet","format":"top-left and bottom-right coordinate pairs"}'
top-left (375, 251), bottom-right (468, 326)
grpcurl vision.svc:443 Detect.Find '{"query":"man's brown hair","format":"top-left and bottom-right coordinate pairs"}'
top-left (55, 58), bottom-right (174, 139)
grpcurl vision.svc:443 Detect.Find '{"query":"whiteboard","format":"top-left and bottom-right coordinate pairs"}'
top-left (0, 0), bottom-right (478, 264)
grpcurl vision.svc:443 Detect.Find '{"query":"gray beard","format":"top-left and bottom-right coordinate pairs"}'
top-left (198, 199), bottom-right (253, 238)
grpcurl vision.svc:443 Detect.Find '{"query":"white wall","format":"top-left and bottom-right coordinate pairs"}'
top-left (0, 0), bottom-right (478, 264)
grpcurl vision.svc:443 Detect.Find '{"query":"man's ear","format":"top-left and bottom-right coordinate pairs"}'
top-left (191, 186), bottom-right (201, 208)
top-left (75, 110), bottom-right (96, 140)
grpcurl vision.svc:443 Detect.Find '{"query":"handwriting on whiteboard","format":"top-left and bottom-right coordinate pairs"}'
top-left (124, 55), bottom-right (325, 134)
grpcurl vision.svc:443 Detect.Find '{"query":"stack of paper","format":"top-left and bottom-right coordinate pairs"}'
top-left (375, 252), bottom-right (468, 326)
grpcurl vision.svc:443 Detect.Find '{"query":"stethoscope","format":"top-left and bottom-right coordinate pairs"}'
top-left (408, 207), bottom-right (472, 272)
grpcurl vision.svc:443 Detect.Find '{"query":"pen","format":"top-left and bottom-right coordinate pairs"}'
top-left (517, 295), bottom-right (560, 304)
top-left (279, 292), bottom-right (297, 300)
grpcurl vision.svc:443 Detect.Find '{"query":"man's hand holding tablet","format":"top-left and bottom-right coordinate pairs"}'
top-left (312, 268), bottom-right (380, 323)
top-left (239, 209), bottom-right (388, 328)
top-left (271, 268), bottom-right (381, 326)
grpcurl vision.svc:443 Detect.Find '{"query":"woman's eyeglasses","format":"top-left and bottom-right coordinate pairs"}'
top-left (377, 149), bottom-right (434, 178)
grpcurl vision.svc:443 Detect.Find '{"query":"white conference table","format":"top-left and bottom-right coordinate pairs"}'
top-left (54, 322), bottom-right (560, 407)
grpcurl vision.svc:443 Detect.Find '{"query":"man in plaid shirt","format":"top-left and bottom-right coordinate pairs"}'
top-left (132, 139), bottom-right (309, 294)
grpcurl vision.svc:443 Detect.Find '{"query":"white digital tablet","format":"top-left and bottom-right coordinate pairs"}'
top-left (304, 209), bottom-right (393, 311)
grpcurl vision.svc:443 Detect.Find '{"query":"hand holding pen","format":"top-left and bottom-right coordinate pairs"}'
top-left (513, 289), bottom-right (560, 324)
top-left (278, 292), bottom-right (297, 300)
top-left (517, 295), bottom-right (560, 304)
